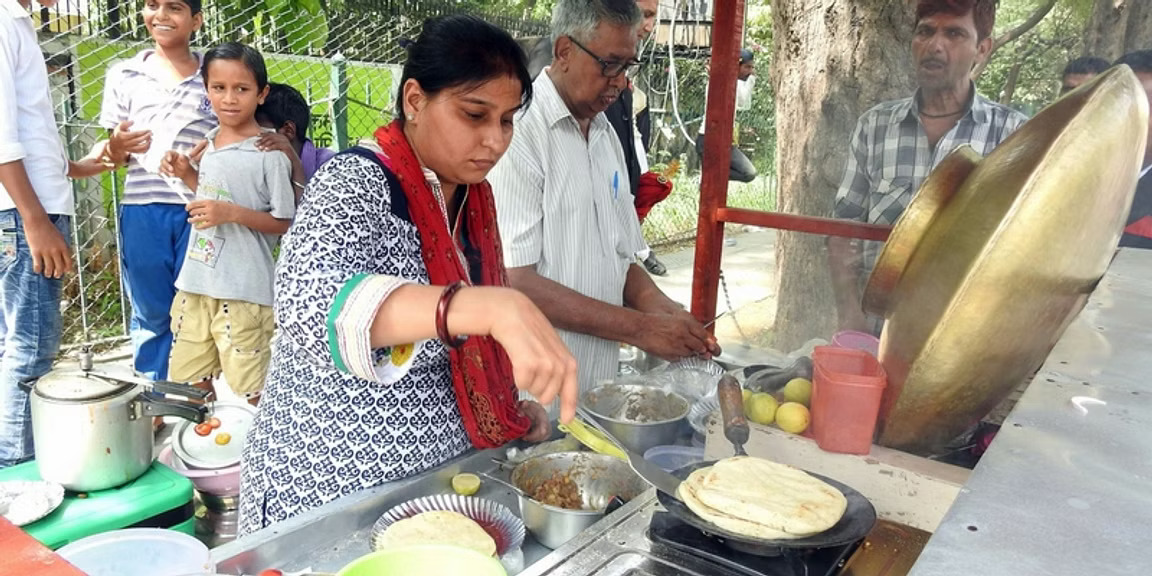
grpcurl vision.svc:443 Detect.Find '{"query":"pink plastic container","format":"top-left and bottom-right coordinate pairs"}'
top-left (810, 346), bottom-right (887, 455)
top-left (158, 445), bottom-right (241, 496)
top-left (831, 330), bottom-right (881, 357)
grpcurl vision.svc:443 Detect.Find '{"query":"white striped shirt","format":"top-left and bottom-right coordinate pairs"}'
top-left (99, 51), bottom-right (217, 205)
top-left (0, 0), bottom-right (71, 215)
top-left (489, 70), bottom-right (645, 394)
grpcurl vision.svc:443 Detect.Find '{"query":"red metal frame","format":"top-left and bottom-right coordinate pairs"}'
top-left (688, 2), bottom-right (894, 326)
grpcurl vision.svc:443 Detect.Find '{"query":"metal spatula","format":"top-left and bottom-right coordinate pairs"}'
top-left (575, 406), bottom-right (683, 499)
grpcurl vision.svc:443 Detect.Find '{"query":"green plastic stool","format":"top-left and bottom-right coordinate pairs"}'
top-left (0, 460), bottom-right (196, 549)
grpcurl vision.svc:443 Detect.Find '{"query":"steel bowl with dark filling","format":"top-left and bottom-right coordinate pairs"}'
top-left (511, 452), bottom-right (648, 549)
top-left (581, 384), bottom-right (689, 454)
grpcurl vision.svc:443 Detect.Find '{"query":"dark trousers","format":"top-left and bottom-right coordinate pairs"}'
top-left (695, 137), bottom-right (757, 183)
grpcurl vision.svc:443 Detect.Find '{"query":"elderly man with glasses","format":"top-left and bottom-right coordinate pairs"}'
top-left (490, 0), bottom-right (719, 402)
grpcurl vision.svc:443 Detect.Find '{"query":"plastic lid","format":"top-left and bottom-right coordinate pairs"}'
top-left (643, 445), bottom-right (705, 473)
top-left (172, 402), bottom-right (256, 469)
top-left (33, 368), bottom-right (137, 402)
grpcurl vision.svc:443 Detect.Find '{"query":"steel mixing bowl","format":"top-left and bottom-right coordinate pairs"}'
top-left (511, 452), bottom-right (648, 549)
top-left (581, 384), bottom-right (689, 454)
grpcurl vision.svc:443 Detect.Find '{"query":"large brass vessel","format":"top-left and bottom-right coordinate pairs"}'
top-left (862, 67), bottom-right (1149, 454)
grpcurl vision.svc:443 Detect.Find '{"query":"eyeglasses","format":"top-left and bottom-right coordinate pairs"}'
top-left (567, 36), bottom-right (642, 79)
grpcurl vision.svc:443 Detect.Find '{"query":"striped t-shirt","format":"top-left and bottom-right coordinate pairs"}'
top-left (99, 51), bottom-right (217, 205)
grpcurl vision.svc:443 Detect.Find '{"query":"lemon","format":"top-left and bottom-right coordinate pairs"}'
top-left (451, 473), bottom-right (481, 496)
top-left (746, 393), bottom-right (779, 426)
top-left (782, 378), bottom-right (813, 406)
top-left (741, 388), bottom-right (753, 404)
top-left (391, 343), bottom-right (414, 366)
top-left (776, 402), bottom-right (811, 434)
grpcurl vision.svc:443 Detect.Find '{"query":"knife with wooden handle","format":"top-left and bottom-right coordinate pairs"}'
top-left (717, 374), bottom-right (749, 456)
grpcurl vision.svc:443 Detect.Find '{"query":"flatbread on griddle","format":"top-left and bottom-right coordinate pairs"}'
top-left (376, 510), bottom-right (496, 557)
top-left (676, 456), bottom-right (847, 539)
top-left (677, 467), bottom-right (797, 540)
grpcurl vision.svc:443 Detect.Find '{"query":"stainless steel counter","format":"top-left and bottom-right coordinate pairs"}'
top-left (210, 445), bottom-right (560, 574)
top-left (907, 248), bottom-right (1152, 576)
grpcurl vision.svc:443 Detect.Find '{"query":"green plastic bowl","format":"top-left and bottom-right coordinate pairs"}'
top-left (337, 545), bottom-right (507, 576)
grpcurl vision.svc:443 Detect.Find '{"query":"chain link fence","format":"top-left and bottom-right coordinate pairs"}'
top-left (32, 0), bottom-right (776, 348)
top-left (632, 32), bottom-right (777, 248)
top-left (33, 0), bottom-right (549, 348)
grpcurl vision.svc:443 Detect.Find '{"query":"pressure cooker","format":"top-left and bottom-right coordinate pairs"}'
top-left (22, 356), bottom-right (211, 492)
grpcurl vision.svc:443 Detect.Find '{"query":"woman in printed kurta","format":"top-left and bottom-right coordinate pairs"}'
top-left (238, 15), bottom-right (579, 534)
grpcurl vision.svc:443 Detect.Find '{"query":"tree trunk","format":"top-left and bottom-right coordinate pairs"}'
top-left (1083, 0), bottom-right (1129, 60)
top-left (1123, 0), bottom-right (1152, 55)
top-left (770, 1), bottom-right (914, 351)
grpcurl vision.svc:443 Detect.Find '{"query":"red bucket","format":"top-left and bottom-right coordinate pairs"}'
top-left (811, 346), bottom-right (887, 455)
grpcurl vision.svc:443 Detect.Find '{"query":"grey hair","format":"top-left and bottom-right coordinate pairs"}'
top-left (550, 0), bottom-right (642, 45)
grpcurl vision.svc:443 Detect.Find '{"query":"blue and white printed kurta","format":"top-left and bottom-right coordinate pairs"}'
top-left (238, 149), bottom-right (469, 535)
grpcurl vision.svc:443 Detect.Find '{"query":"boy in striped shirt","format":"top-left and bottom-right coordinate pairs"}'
top-left (99, 0), bottom-right (216, 381)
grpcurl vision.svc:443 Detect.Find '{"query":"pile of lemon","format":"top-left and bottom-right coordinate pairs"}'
top-left (742, 378), bottom-right (811, 434)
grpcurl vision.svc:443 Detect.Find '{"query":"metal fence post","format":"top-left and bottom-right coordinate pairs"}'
top-left (330, 52), bottom-right (349, 150)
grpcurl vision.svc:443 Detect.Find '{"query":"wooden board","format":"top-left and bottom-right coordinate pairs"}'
top-left (0, 517), bottom-right (86, 576)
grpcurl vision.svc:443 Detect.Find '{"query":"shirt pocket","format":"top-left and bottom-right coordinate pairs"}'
top-left (867, 177), bottom-right (914, 225)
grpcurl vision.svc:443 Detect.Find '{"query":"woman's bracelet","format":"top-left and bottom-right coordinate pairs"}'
top-left (436, 281), bottom-right (468, 349)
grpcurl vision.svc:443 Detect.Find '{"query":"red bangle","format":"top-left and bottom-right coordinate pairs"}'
top-left (436, 281), bottom-right (468, 349)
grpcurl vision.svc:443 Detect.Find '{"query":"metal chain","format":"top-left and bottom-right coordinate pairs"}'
top-left (717, 269), bottom-right (749, 341)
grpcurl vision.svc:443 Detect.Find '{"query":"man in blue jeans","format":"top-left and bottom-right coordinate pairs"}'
top-left (0, 0), bottom-right (114, 467)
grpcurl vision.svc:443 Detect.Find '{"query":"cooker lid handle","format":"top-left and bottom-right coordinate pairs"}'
top-left (150, 379), bottom-right (213, 401)
top-left (138, 395), bottom-right (209, 423)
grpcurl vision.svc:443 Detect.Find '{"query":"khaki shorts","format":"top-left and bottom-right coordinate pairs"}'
top-left (169, 291), bottom-right (274, 398)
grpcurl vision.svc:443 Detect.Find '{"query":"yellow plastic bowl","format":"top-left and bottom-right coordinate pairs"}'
top-left (337, 545), bottom-right (507, 576)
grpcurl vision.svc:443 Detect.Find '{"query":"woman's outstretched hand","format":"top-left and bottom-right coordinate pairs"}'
top-left (484, 289), bottom-right (578, 424)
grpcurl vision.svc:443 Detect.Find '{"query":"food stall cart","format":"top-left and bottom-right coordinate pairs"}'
top-left (209, 0), bottom-right (1152, 571)
top-left (207, 248), bottom-right (1152, 576)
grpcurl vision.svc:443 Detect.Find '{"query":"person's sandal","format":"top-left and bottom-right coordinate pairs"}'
top-left (643, 253), bottom-right (668, 276)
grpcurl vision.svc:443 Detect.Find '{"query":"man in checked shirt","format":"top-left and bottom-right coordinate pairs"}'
top-left (828, 0), bottom-right (1028, 335)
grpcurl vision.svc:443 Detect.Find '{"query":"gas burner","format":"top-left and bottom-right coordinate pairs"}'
top-left (647, 512), bottom-right (859, 576)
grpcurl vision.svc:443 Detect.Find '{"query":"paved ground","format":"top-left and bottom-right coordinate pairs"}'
top-left (649, 226), bottom-right (779, 348)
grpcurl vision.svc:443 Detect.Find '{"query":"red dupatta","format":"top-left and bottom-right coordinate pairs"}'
top-left (373, 121), bottom-right (530, 449)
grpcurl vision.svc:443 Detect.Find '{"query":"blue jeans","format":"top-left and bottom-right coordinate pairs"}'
top-left (120, 204), bottom-right (190, 380)
top-left (0, 210), bottom-right (70, 468)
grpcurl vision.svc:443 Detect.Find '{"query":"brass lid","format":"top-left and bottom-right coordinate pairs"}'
top-left (866, 66), bottom-right (1149, 453)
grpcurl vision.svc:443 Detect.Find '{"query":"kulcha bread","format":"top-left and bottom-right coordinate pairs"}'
top-left (376, 510), bottom-right (497, 557)
top-left (676, 456), bottom-right (848, 539)
top-left (678, 467), bottom-right (794, 540)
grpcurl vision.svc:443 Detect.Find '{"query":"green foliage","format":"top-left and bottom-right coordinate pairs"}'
top-left (642, 172), bottom-right (777, 246)
top-left (977, 0), bottom-right (1089, 114)
top-left (211, 0), bottom-right (330, 54)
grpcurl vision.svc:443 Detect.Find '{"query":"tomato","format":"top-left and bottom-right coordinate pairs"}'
top-left (215, 432), bottom-right (232, 445)
top-left (257, 570), bottom-right (283, 576)
top-left (208, 417), bottom-right (222, 429)
top-left (194, 423), bottom-right (212, 436)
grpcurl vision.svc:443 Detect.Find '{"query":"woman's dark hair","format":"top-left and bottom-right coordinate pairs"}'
top-left (396, 14), bottom-right (532, 124)
top-left (202, 42), bottom-right (269, 90)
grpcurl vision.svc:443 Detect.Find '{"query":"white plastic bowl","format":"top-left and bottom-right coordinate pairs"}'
top-left (55, 528), bottom-right (213, 576)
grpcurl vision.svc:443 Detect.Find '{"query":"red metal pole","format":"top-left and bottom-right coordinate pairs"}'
top-left (690, 0), bottom-right (745, 326)
top-left (716, 208), bottom-right (893, 242)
